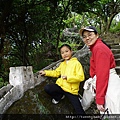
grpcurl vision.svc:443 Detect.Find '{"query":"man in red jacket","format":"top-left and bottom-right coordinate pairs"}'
top-left (79, 26), bottom-right (120, 114)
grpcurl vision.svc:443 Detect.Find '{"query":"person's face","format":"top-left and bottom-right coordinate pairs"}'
top-left (60, 46), bottom-right (72, 60)
top-left (82, 31), bottom-right (99, 47)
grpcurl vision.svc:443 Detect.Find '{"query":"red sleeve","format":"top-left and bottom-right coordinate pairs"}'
top-left (94, 49), bottom-right (110, 105)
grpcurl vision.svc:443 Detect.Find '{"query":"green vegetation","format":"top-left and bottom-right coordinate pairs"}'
top-left (0, 0), bottom-right (120, 88)
top-left (0, 77), bottom-right (8, 88)
top-left (35, 94), bottom-right (50, 114)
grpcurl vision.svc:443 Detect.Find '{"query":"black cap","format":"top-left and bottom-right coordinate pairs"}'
top-left (79, 26), bottom-right (98, 36)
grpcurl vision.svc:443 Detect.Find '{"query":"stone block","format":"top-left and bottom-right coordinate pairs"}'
top-left (9, 66), bottom-right (34, 92)
top-left (0, 85), bottom-right (23, 114)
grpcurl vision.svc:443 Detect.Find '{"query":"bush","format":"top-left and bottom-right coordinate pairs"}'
top-left (0, 81), bottom-right (8, 88)
top-left (110, 22), bottom-right (120, 33)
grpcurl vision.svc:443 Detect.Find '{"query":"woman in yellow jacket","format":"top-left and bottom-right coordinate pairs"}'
top-left (40, 44), bottom-right (85, 114)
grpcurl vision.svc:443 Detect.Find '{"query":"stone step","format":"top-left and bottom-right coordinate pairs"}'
top-left (114, 54), bottom-right (120, 59)
top-left (111, 45), bottom-right (120, 49)
top-left (115, 66), bottom-right (120, 74)
top-left (103, 40), bottom-right (120, 76)
top-left (103, 40), bottom-right (114, 44)
top-left (111, 49), bottom-right (120, 54)
top-left (115, 58), bottom-right (120, 66)
top-left (107, 42), bottom-right (119, 46)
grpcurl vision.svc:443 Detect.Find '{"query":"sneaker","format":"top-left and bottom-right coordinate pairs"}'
top-left (52, 99), bottom-right (59, 104)
top-left (52, 95), bottom-right (65, 104)
top-left (79, 97), bottom-right (82, 102)
top-left (61, 95), bottom-right (65, 100)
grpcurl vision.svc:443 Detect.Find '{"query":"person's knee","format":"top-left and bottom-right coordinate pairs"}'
top-left (44, 84), bottom-right (51, 93)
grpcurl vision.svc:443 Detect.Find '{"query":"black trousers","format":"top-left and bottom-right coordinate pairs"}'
top-left (44, 83), bottom-right (86, 114)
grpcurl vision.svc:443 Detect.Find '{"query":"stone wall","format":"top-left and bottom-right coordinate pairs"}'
top-left (9, 66), bottom-right (34, 92)
top-left (0, 62), bottom-right (64, 114)
top-left (0, 66), bottom-right (35, 114)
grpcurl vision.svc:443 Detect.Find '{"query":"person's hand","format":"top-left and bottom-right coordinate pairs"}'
top-left (61, 76), bottom-right (67, 80)
top-left (97, 104), bottom-right (105, 112)
top-left (39, 70), bottom-right (46, 76)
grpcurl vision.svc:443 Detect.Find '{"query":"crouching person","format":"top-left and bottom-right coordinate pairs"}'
top-left (39, 44), bottom-right (86, 115)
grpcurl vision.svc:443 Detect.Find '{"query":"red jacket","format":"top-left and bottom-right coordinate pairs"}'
top-left (90, 38), bottom-right (116, 105)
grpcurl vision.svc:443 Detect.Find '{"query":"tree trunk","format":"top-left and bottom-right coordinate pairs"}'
top-left (106, 13), bottom-right (118, 33)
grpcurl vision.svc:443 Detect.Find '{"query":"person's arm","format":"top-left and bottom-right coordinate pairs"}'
top-left (94, 49), bottom-right (110, 105)
top-left (39, 63), bottom-right (62, 78)
top-left (39, 70), bottom-right (46, 76)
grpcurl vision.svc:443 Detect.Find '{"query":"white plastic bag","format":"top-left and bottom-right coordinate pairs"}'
top-left (81, 76), bottom-right (96, 111)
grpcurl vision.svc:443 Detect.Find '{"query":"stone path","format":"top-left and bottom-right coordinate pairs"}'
top-left (104, 40), bottom-right (120, 76)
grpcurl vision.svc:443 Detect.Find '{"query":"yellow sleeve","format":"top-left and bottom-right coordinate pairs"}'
top-left (44, 64), bottom-right (61, 77)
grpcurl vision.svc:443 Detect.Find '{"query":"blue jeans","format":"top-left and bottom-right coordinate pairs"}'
top-left (44, 83), bottom-right (86, 114)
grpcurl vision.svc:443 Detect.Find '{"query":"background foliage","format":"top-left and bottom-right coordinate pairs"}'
top-left (0, 0), bottom-right (120, 87)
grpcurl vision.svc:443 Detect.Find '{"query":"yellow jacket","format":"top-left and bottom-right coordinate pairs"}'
top-left (44, 57), bottom-right (85, 95)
